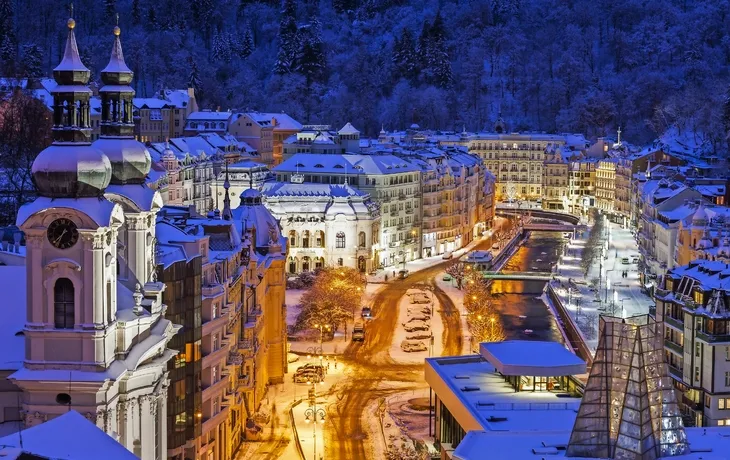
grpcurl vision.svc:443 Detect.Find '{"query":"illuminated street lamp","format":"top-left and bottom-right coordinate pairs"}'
top-left (303, 386), bottom-right (326, 460)
top-left (314, 324), bottom-right (331, 355)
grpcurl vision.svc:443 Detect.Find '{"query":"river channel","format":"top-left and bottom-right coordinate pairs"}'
top-left (489, 231), bottom-right (566, 342)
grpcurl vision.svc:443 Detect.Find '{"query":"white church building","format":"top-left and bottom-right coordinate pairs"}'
top-left (0, 16), bottom-right (178, 459)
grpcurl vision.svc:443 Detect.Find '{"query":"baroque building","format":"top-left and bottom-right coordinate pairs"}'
top-left (2, 17), bottom-right (177, 459)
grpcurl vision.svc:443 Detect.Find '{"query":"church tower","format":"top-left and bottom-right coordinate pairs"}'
top-left (12, 12), bottom-right (177, 459)
top-left (93, 20), bottom-right (161, 292)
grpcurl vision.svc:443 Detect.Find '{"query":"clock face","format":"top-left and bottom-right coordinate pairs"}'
top-left (47, 218), bottom-right (79, 249)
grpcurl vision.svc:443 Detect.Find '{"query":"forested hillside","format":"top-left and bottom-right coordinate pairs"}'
top-left (3, 0), bottom-right (730, 148)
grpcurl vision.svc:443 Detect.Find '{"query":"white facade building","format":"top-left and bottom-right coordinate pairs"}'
top-left (0, 19), bottom-right (178, 459)
top-left (211, 160), bottom-right (273, 210)
top-left (262, 181), bottom-right (380, 273)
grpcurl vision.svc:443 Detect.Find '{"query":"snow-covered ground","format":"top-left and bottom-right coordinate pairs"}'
top-left (551, 220), bottom-right (654, 352)
top-left (434, 274), bottom-right (472, 355)
top-left (389, 289), bottom-right (443, 364)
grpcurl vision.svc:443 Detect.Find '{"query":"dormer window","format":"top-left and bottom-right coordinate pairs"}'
top-left (314, 164), bottom-right (324, 168)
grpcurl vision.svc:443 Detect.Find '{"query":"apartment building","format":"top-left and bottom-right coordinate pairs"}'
top-left (156, 195), bottom-right (287, 460)
top-left (567, 159), bottom-right (597, 216)
top-left (543, 149), bottom-right (569, 210)
top-left (674, 204), bottom-right (730, 267)
top-left (615, 158), bottom-right (632, 225)
top-left (184, 110), bottom-right (235, 136)
top-left (596, 159), bottom-right (617, 214)
top-left (654, 260), bottom-right (730, 427)
top-left (134, 88), bottom-right (197, 143)
top-left (228, 112), bottom-right (302, 167)
top-left (280, 123), bottom-right (362, 161)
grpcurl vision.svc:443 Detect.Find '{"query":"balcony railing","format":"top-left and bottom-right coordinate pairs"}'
top-left (664, 339), bottom-right (683, 355)
top-left (696, 331), bottom-right (730, 343)
top-left (665, 315), bottom-right (683, 330)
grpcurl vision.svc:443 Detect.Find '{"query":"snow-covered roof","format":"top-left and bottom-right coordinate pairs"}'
top-left (54, 26), bottom-right (89, 73)
top-left (0, 265), bottom-right (27, 371)
top-left (338, 122), bottom-right (360, 135)
top-left (0, 410), bottom-right (137, 459)
top-left (275, 153), bottom-right (419, 175)
top-left (245, 112), bottom-right (302, 131)
top-left (162, 89), bottom-right (190, 108)
top-left (16, 197), bottom-right (120, 228)
top-left (187, 111), bottom-right (232, 121)
top-left (101, 33), bottom-right (131, 74)
top-left (480, 341), bottom-right (586, 376)
top-left (133, 97), bottom-right (171, 109)
top-left (262, 182), bottom-right (366, 198)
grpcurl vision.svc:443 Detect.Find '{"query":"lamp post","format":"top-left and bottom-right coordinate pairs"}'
top-left (489, 316), bottom-right (495, 340)
top-left (620, 297), bottom-right (631, 317)
top-left (314, 324), bottom-right (330, 355)
top-left (605, 270), bottom-right (614, 303)
top-left (304, 385), bottom-right (326, 460)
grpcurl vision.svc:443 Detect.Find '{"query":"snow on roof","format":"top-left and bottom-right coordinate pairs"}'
top-left (338, 122), bottom-right (360, 135)
top-left (425, 355), bottom-right (582, 435)
top-left (16, 197), bottom-right (120, 228)
top-left (480, 341), bottom-right (586, 376)
top-left (0, 265), bottom-right (27, 371)
top-left (105, 184), bottom-right (162, 212)
top-left (0, 410), bottom-right (137, 459)
top-left (187, 111), bottom-right (232, 121)
top-left (54, 27), bottom-right (89, 73)
top-left (162, 89), bottom-right (190, 108)
top-left (133, 97), bottom-right (170, 109)
top-left (274, 153), bottom-right (419, 175)
top-left (262, 182), bottom-right (366, 198)
top-left (452, 427), bottom-right (730, 460)
top-left (101, 34), bottom-right (131, 74)
top-left (695, 184), bottom-right (726, 197)
top-left (246, 112), bottom-right (302, 131)
top-left (229, 160), bottom-right (268, 170)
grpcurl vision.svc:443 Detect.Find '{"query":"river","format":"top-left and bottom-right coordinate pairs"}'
top-left (490, 231), bottom-right (566, 342)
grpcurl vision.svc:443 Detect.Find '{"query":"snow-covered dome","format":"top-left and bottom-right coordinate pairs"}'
top-left (32, 144), bottom-right (112, 197)
top-left (697, 230), bottom-right (713, 249)
top-left (238, 188), bottom-right (281, 251)
top-left (92, 137), bottom-right (151, 184)
top-left (692, 204), bottom-right (708, 226)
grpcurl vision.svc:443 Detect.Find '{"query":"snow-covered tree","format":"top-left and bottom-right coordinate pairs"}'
top-left (188, 60), bottom-right (203, 101)
top-left (424, 11), bottom-right (452, 88)
top-left (239, 27), bottom-right (254, 58)
top-left (273, 0), bottom-right (298, 74)
top-left (332, 0), bottom-right (356, 14)
top-left (212, 33), bottom-right (232, 63)
top-left (723, 85), bottom-right (730, 150)
top-left (105, 0), bottom-right (116, 22)
top-left (131, 0), bottom-right (141, 23)
top-left (297, 15), bottom-right (327, 85)
top-left (20, 43), bottom-right (43, 78)
top-left (0, 0), bottom-right (15, 63)
top-left (392, 28), bottom-right (418, 82)
top-left (147, 7), bottom-right (157, 27)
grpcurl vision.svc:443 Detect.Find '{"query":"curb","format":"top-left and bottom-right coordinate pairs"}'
top-left (290, 399), bottom-right (305, 460)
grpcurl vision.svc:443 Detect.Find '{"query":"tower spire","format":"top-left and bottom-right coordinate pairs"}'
top-left (617, 125), bottom-right (622, 146)
top-left (222, 162), bottom-right (232, 220)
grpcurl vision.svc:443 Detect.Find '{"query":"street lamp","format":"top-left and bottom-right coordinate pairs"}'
top-left (314, 324), bottom-right (331, 355)
top-left (489, 316), bottom-right (495, 339)
top-left (303, 386), bottom-right (326, 460)
top-left (605, 270), bottom-right (614, 303)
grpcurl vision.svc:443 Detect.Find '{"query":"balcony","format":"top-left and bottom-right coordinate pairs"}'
top-left (668, 365), bottom-right (683, 380)
top-left (202, 345), bottom-right (228, 369)
top-left (664, 339), bottom-right (683, 355)
top-left (398, 193), bottom-right (406, 200)
top-left (665, 315), bottom-right (683, 331)
top-left (202, 375), bottom-right (229, 400)
top-left (202, 283), bottom-right (224, 298)
top-left (381, 195), bottom-right (391, 202)
top-left (696, 331), bottom-right (730, 343)
top-left (202, 403), bottom-right (230, 434)
top-left (405, 208), bottom-right (414, 214)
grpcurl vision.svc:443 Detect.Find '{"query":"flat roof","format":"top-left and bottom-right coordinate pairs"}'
top-left (453, 428), bottom-right (730, 460)
top-left (480, 341), bottom-right (586, 377)
top-left (425, 355), bottom-right (582, 435)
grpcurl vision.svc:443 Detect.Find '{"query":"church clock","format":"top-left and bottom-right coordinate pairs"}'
top-left (47, 218), bottom-right (79, 249)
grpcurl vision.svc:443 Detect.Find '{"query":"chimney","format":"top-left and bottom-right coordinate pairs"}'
top-left (271, 117), bottom-right (278, 127)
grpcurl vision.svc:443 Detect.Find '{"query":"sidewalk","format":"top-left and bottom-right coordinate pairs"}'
top-left (550, 220), bottom-right (654, 352)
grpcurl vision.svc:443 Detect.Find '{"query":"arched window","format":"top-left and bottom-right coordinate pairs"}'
top-left (302, 230), bottom-right (310, 248)
top-left (358, 232), bottom-right (366, 248)
top-left (336, 232), bottom-right (346, 249)
top-left (288, 230), bottom-right (297, 247)
top-left (54, 278), bottom-right (75, 329)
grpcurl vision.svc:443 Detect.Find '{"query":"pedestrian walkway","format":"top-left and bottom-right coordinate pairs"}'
top-left (550, 219), bottom-right (653, 352)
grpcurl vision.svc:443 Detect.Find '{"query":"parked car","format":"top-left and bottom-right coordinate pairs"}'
top-left (297, 364), bottom-right (325, 378)
top-left (621, 257), bottom-right (630, 265)
top-left (403, 314), bottom-right (429, 325)
top-left (442, 274), bottom-right (452, 281)
top-left (492, 243), bottom-right (499, 250)
top-left (398, 269), bottom-right (410, 279)
top-left (361, 306), bottom-right (372, 319)
top-left (408, 306), bottom-right (431, 316)
top-left (293, 365), bottom-right (324, 383)
top-left (407, 332), bottom-right (432, 340)
top-left (403, 320), bottom-right (430, 332)
top-left (352, 323), bottom-right (365, 342)
top-left (401, 340), bottom-right (428, 353)
top-left (442, 251), bottom-right (453, 260)
top-left (410, 293), bottom-right (430, 304)
top-left (631, 255), bottom-right (640, 264)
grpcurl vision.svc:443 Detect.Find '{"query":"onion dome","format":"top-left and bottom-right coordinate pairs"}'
top-left (32, 13), bottom-right (111, 198)
top-left (692, 204), bottom-right (708, 227)
top-left (162, 142), bottom-right (176, 162)
top-left (92, 23), bottom-right (150, 185)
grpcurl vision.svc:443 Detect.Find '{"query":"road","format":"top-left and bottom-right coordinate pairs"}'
top-left (326, 233), bottom-right (504, 459)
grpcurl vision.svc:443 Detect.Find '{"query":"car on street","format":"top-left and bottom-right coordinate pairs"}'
top-left (403, 320), bottom-right (430, 332)
top-left (492, 243), bottom-right (499, 250)
top-left (398, 269), bottom-right (410, 279)
top-left (361, 306), bottom-right (372, 319)
top-left (442, 251), bottom-right (453, 259)
top-left (410, 292), bottom-right (430, 304)
top-left (442, 274), bottom-right (452, 281)
top-left (403, 314), bottom-right (429, 324)
top-left (408, 305), bottom-right (431, 316)
top-left (293, 364), bottom-right (325, 383)
top-left (407, 332), bottom-right (432, 340)
top-left (401, 340), bottom-right (428, 353)
top-left (631, 255), bottom-right (640, 264)
top-left (352, 323), bottom-right (365, 341)
top-left (621, 257), bottom-right (630, 264)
